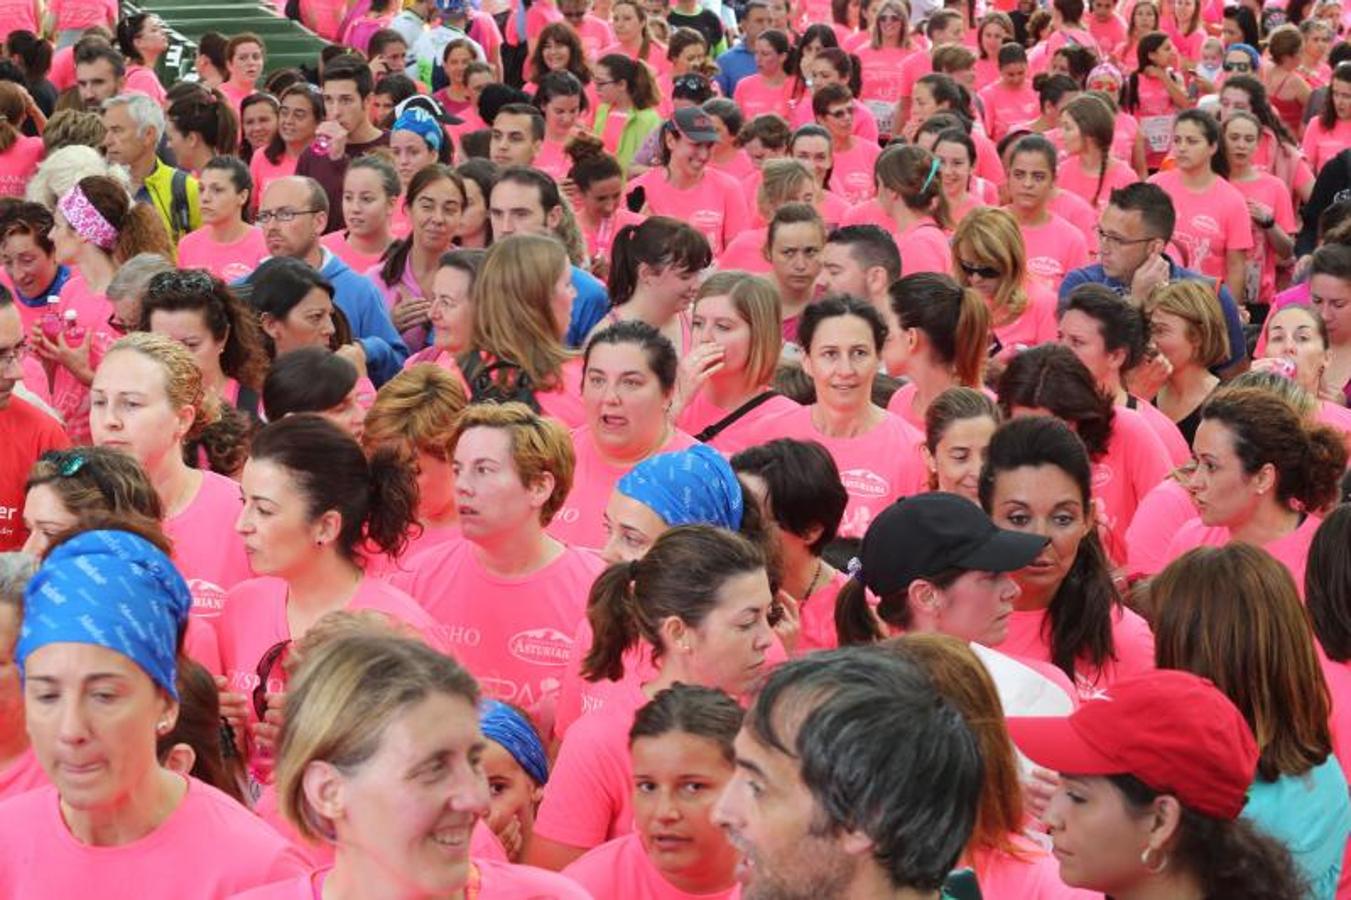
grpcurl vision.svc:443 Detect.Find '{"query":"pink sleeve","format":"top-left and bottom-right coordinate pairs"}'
top-left (1274, 181), bottom-right (1297, 232)
top-left (532, 720), bottom-right (630, 848)
top-left (183, 618), bottom-right (222, 677)
top-left (1124, 417), bottom-right (1172, 509)
top-left (1124, 479), bottom-right (1197, 577)
top-left (1222, 188), bottom-right (1254, 252)
top-left (1109, 606), bottom-right (1156, 680)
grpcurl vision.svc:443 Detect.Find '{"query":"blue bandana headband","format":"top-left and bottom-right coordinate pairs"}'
top-left (19, 530), bottom-right (192, 700)
top-left (393, 106), bottom-right (444, 153)
top-left (480, 700), bottom-right (549, 785)
top-left (617, 444), bottom-right (744, 531)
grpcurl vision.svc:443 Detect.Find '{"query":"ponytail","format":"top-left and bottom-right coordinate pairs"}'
top-left (363, 445), bottom-right (420, 559)
top-left (116, 204), bottom-right (174, 264)
top-left (953, 287), bottom-right (989, 387)
top-left (834, 577), bottom-right (886, 646)
top-left (607, 223), bottom-right (643, 307)
top-left (581, 562), bottom-right (641, 681)
top-left (0, 82), bottom-right (25, 154)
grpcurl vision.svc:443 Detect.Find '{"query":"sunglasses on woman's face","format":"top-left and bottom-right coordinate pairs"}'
top-left (1223, 61), bottom-right (1252, 72)
top-left (959, 259), bottom-right (1001, 280)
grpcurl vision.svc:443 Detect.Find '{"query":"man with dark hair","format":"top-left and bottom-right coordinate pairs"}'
top-left (715, 0), bottom-right (770, 97)
top-left (713, 647), bottom-right (983, 900)
top-left (297, 55), bottom-right (389, 233)
top-left (74, 42), bottom-right (124, 111)
top-left (489, 103), bottom-right (544, 167)
top-left (816, 225), bottom-right (905, 372)
top-left (489, 167), bottom-right (609, 346)
top-left (1060, 182), bottom-right (1247, 375)
top-left (0, 203), bottom-right (69, 320)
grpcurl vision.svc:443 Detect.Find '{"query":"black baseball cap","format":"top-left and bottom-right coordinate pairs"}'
top-left (856, 493), bottom-right (1049, 596)
top-left (672, 106), bottom-right (720, 143)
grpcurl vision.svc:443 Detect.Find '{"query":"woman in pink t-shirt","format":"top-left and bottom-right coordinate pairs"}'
top-left (114, 13), bottom-right (168, 106)
top-left (604, 0), bottom-right (671, 77)
top-left (176, 158), bottom-right (269, 283)
top-left (529, 525), bottom-right (777, 871)
top-left (917, 387), bottom-right (1002, 506)
top-left (250, 84), bottom-right (322, 213)
top-left (795, 48), bottom-right (881, 144)
top-left (1256, 305), bottom-right (1351, 442)
top-left (1122, 32), bottom-right (1190, 168)
top-left (953, 207), bottom-right (1058, 354)
top-left (1159, 387), bottom-right (1345, 590)
top-left (973, 11), bottom-right (1014, 90)
top-left (720, 158), bottom-right (818, 267)
top-left (1004, 135), bottom-right (1090, 298)
top-left (0, 85), bottom-right (43, 199)
top-left (854, 0), bottom-right (917, 135)
top-left (813, 84), bottom-right (880, 204)
top-left (932, 128), bottom-right (990, 230)
top-left (766, 204), bottom-right (827, 342)
top-left (218, 415), bottom-right (443, 774)
top-left (321, 154), bottom-right (398, 275)
top-left (90, 333), bottom-right (252, 619)
top-left (884, 272), bottom-right (991, 432)
top-left (1058, 94), bottom-right (1139, 211)
top-left (734, 29), bottom-right (795, 120)
top-left (978, 42), bottom-right (1040, 142)
top-left (1223, 113), bottom-right (1296, 306)
top-left (1147, 111), bottom-right (1253, 303)
top-left (562, 685), bottom-right (743, 898)
top-left (368, 164), bottom-right (464, 354)
top-left (219, 34), bottom-right (265, 115)
top-left (407, 248), bottom-right (481, 372)
top-left (251, 631), bottom-right (590, 900)
top-left (1301, 63), bottom-right (1351, 176)
top-left (876, 143), bottom-right (954, 277)
top-left (549, 323), bottom-right (697, 549)
top-left (566, 137), bottom-right (643, 268)
top-left (597, 216), bottom-right (711, 355)
top-left (677, 272), bottom-right (799, 454)
top-left (786, 125), bottom-right (855, 228)
top-left (165, 92), bottom-right (240, 178)
top-left (980, 414), bottom-right (1157, 700)
top-left (0, 528), bottom-right (306, 900)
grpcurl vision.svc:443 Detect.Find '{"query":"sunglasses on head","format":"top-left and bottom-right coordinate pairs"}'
top-left (959, 259), bottom-right (1001, 279)
top-left (252, 639), bottom-right (291, 722)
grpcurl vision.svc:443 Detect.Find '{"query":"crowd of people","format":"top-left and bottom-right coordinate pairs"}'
top-left (1, 0), bottom-right (1351, 896)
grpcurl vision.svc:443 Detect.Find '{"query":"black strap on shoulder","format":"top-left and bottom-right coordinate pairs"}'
top-left (694, 390), bottom-right (780, 443)
top-left (170, 169), bottom-right (191, 239)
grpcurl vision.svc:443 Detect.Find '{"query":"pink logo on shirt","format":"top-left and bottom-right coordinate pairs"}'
top-left (1091, 462), bottom-right (1114, 490)
top-left (840, 468), bottom-right (890, 498)
top-left (509, 627), bottom-right (574, 666)
top-left (1191, 214), bottom-right (1221, 235)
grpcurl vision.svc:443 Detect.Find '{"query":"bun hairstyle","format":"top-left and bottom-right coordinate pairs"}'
top-left (565, 133), bottom-right (623, 191)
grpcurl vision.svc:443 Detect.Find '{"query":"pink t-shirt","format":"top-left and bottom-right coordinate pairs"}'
top-left (218, 80), bottom-right (253, 115)
top-left (534, 139), bottom-right (571, 182)
top-left (0, 748), bottom-right (47, 802)
top-left (0, 778), bottom-right (307, 899)
top-left (738, 403), bottom-right (926, 538)
top-left (549, 426), bottom-right (698, 549)
top-left (564, 831), bottom-right (738, 899)
top-left (717, 227), bottom-right (771, 273)
top-left (54, 271), bottom-right (114, 443)
top-left (176, 226), bottom-right (269, 283)
top-left (1301, 119), bottom-right (1351, 175)
top-left (533, 679), bottom-right (647, 849)
top-left (1146, 171), bottom-right (1253, 285)
top-left (1111, 113), bottom-right (1140, 166)
top-left (677, 390), bottom-right (801, 455)
top-left (0, 0), bottom-right (37, 34)
top-left (1133, 74), bottom-right (1182, 164)
top-left (829, 138), bottom-right (882, 205)
top-left (1090, 406), bottom-right (1172, 565)
top-left (1056, 156), bottom-right (1138, 210)
top-left (897, 218), bottom-right (953, 277)
top-left (974, 57), bottom-right (1001, 91)
top-left (1229, 172), bottom-right (1296, 305)
top-left (581, 207), bottom-right (644, 262)
top-left (164, 470), bottom-right (252, 623)
top-left (1124, 477), bottom-right (1196, 578)
top-left (708, 149), bottom-right (756, 183)
top-left (0, 135), bottom-right (43, 198)
top-left (1017, 212), bottom-right (1090, 297)
top-left (1161, 24), bottom-right (1204, 62)
top-left (629, 167), bottom-right (750, 254)
top-left (1048, 189), bottom-right (1099, 247)
top-left (392, 539), bottom-right (605, 737)
top-left (364, 522), bottom-right (461, 580)
top-left (978, 80), bottom-right (1039, 142)
top-left (1001, 604), bottom-right (1156, 700)
top-left (975, 836), bottom-right (1100, 900)
top-left (123, 64), bottom-right (166, 107)
top-left (842, 197), bottom-right (888, 229)
top-left (230, 858), bottom-right (590, 899)
top-left (855, 45), bottom-right (917, 134)
top-left (1163, 513), bottom-right (1321, 597)
top-left (1130, 397), bottom-right (1190, 468)
top-left (573, 14), bottom-right (615, 59)
top-left (895, 47), bottom-right (932, 102)
top-left (992, 282), bottom-right (1058, 353)
top-left (49, 46), bottom-right (75, 91)
top-left (1087, 14), bottom-right (1127, 57)
top-left (49, 0), bottom-right (116, 31)
top-left (553, 616), bottom-right (655, 742)
top-left (733, 74), bottom-right (793, 120)
top-left (249, 152), bottom-right (300, 213)
top-left (319, 231), bottom-right (387, 275)
top-left (797, 569), bottom-right (849, 654)
top-left (790, 97), bottom-right (879, 144)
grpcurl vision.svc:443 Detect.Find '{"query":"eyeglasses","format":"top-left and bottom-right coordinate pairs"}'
top-left (958, 259), bottom-right (1001, 279)
top-left (253, 639), bottom-right (291, 721)
top-left (105, 312), bottom-right (132, 335)
top-left (1094, 226), bottom-right (1156, 249)
top-left (593, 78), bottom-right (615, 87)
top-left (256, 207), bottom-right (321, 224)
top-left (825, 106), bottom-right (853, 119)
top-left (1222, 61), bottom-right (1252, 72)
top-left (0, 338), bottom-right (28, 369)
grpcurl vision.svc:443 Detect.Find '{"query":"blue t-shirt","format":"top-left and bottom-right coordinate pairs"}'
top-left (715, 41), bottom-right (756, 98)
top-left (1243, 756), bottom-right (1351, 900)
top-left (567, 265), bottom-right (610, 349)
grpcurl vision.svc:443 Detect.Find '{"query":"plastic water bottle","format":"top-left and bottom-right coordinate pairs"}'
top-left (62, 309), bottom-right (85, 345)
top-left (40, 296), bottom-right (62, 341)
top-left (312, 132), bottom-right (333, 157)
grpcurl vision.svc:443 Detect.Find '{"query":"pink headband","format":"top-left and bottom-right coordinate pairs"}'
top-left (57, 184), bottom-right (118, 252)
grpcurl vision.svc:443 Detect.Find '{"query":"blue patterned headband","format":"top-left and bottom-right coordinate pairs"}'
top-left (617, 444), bottom-right (743, 531)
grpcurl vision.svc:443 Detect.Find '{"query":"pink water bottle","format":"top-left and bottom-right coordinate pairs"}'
top-left (63, 309), bottom-right (85, 345)
top-left (1272, 357), bottom-right (1296, 379)
top-left (312, 132), bottom-right (333, 157)
top-left (40, 296), bottom-right (61, 341)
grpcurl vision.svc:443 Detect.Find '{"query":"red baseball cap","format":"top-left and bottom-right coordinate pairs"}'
top-left (1005, 670), bottom-right (1259, 820)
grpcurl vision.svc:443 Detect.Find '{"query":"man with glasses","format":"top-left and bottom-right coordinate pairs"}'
top-left (1059, 182), bottom-right (1248, 376)
top-left (0, 292), bottom-right (70, 551)
top-left (253, 176), bottom-right (408, 384)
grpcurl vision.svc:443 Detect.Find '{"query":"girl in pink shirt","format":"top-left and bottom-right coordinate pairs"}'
top-left (813, 84), bottom-right (881, 204)
top-left (1123, 32), bottom-right (1190, 169)
top-left (246, 629), bottom-right (590, 900)
top-left (1224, 113), bottom-right (1297, 306)
top-left (734, 30), bottom-right (795, 119)
top-left (1147, 111), bottom-right (1253, 304)
top-left (567, 137), bottom-right (644, 268)
top-left (915, 387), bottom-right (1002, 505)
top-left (795, 48), bottom-right (881, 144)
top-left (719, 159), bottom-right (819, 272)
top-left (599, 216), bottom-right (711, 355)
top-left (562, 685), bottom-right (744, 899)
top-left (176, 158), bottom-right (269, 283)
top-left (533, 73), bottom-right (588, 183)
top-left (219, 34), bottom-right (264, 115)
top-left (529, 525), bottom-right (777, 871)
top-left (89, 334), bottom-right (251, 621)
top-left (973, 11), bottom-right (1015, 90)
top-left (932, 128), bottom-right (989, 230)
top-left (978, 43), bottom-right (1039, 142)
top-left (953, 207), bottom-right (1060, 355)
top-left (250, 84), bottom-right (321, 213)
top-left (391, 403), bottom-right (606, 740)
top-left (115, 13), bottom-right (168, 106)
top-left (549, 324), bottom-right (698, 550)
top-left (321, 154), bottom-right (398, 274)
top-left (744, 297), bottom-right (929, 538)
top-left (1256, 304), bottom-right (1351, 448)
top-left (603, 0), bottom-right (671, 78)
top-left (1301, 64), bottom-right (1351, 175)
top-left (218, 415), bottom-right (445, 777)
top-left (0, 86), bottom-right (42, 199)
top-left (787, 126), bottom-right (857, 229)
top-left (1057, 95), bottom-right (1140, 211)
top-left (1005, 135), bottom-right (1090, 298)
top-left (854, 0), bottom-right (918, 135)
top-left (997, 344), bottom-right (1172, 568)
top-left (980, 414), bottom-right (1157, 700)
top-left (875, 143), bottom-right (954, 277)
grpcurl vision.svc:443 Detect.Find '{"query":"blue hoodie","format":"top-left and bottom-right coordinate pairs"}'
top-left (318, 250), bottom-right (409, 385)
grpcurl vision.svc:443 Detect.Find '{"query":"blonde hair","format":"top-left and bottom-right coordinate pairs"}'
top-left (26, 144), bottom-right (129, 209)
top-left (1148, 280), bottom-right (1230, 369)
top-left (450, 402), bottom-right (575, 525)
top-left (757, 158), bottom-right (816, 221)
top-left (693, 272), bottom-right (783, 389)
top-left (952, 207), bottom-right (1030, 323)
top-left (470, 234), bottom-right (576, 391)
top-left (277, 633), bottom-right (480, 843)
top-left (362, 364), bottom-right (468, 462)
top-left (870, 0), bottom-right (912, 49)
top-left (105, 332), bottom-right (220, 440)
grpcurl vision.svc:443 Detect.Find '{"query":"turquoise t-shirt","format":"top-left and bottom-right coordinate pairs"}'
top-left (1243, 755), bottom-right (1351, 900)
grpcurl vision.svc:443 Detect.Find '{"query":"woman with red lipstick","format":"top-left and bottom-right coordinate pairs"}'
top-left (527, 526), bottom-right (777, 872)
top-left (564, 684), bottom-right (743, 899)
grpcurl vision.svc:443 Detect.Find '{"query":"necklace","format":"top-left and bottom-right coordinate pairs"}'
top-left (801, 558), bottom-right (825, 604)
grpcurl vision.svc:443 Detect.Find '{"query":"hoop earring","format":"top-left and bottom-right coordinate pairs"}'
top-left (1141, 846), bottom-right (1168, 875)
